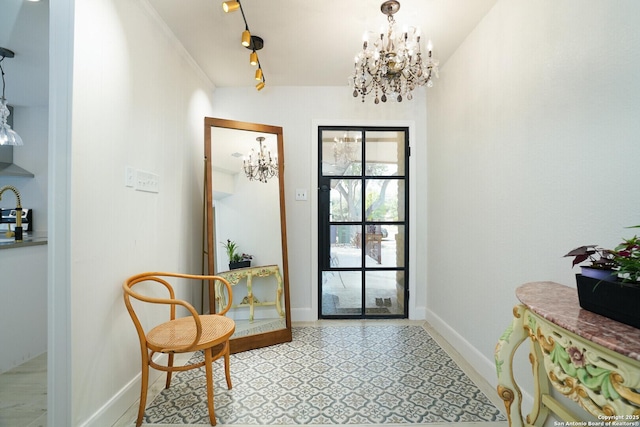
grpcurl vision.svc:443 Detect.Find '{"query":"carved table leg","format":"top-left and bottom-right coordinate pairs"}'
top-left (495, 304), bottom-right (529, 427)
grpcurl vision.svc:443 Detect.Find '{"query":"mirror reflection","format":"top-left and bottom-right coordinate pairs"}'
top-left (204, 118), bottom-right (291, 352)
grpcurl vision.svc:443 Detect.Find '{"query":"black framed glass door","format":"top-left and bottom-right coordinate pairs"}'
top-left (318, 126), bottom-right (409, 318)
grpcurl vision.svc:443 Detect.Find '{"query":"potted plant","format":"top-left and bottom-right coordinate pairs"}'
top-left (565, 226), bottom-right (640, 328)
top-left (221, 239), bottom-right (252, 270)
top-left (563, 245), bottom-right (617, 281)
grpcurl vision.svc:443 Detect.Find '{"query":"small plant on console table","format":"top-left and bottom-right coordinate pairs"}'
top-left (221, 239), bottom-right (252, 270)
top-left (564, 245), bottom-right (617, 281)
top-left (564, 225), bottom-right (640, 328)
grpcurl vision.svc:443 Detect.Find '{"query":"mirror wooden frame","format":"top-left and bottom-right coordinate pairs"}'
top-left (204, 117), bottom-right (292, 353)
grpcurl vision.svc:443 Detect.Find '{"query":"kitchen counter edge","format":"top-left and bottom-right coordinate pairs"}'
top-left (0, 232), bottom-right (48, 250)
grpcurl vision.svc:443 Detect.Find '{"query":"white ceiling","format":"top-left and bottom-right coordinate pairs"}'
top-left (0, 0), bottom-right (497, 106)
top-left (147, 0), bottom-right (497, 88)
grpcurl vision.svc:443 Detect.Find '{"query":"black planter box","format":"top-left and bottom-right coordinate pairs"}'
top-left (576, 274), bottom-right (640, 329)
top-left (229, 260), bottom-right (250, 270)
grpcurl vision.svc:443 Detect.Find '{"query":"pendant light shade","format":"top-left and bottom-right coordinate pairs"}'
top-left (0, 99), bottom-right (23, 146)
top-left (249, 51), bottom-right (258, 66)
top-left (0, 47), bottom-right (23, 146)
top-left (254, 68), bottom-right (263, 81)
top-left (256, 81), bottom-right (265, 91)
top-left (241, 30), bottom-right (251, 47)
top-left (222, 1), bottom-right (240, 12)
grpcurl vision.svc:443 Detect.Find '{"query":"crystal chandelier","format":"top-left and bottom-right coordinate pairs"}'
top-left (0, 47), bottom-right (23, 146)
top-left (243, 136), bottom-right (278, 183)
top-left (350, 0), bottom-right (439, 104)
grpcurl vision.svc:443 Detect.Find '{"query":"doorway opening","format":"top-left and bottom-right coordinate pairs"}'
top-left (318, 126), bottom-right (409, 318)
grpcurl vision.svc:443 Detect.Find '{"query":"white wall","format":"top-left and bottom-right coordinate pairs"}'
top-left (214, 174), bottom-right (281, 272)
top-left (210, 86), bottom-right (429, 321)
top-left (427, 0), bottom-right (640, 400)
top-left (60, 0), bottom-right (216, 425)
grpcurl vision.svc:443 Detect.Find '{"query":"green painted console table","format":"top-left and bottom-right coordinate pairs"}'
top-left (495, 282), bottom-right (640, 426)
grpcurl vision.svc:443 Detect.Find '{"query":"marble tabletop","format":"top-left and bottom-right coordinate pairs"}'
top-left (516, 281), bottom-right (640, 361)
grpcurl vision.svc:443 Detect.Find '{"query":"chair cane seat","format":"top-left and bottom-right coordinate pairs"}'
top-left (147, 315), bottom-right (235, 353)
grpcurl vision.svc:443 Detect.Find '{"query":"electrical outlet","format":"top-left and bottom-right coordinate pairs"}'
top-left (135, 170), bottom-right (159, 193)
top-left (295, 188), bottom-right (307, 201)
top-left (125, 166), bottom-right (135, 187)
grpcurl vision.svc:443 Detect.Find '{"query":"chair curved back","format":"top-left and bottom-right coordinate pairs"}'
top-left (123, 272), bottom-right (233, 353)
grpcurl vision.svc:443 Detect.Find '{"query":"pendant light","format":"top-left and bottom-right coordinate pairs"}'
top-left (0, 47), bottom-right (23, 146)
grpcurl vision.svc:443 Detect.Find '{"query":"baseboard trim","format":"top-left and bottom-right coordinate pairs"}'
top-left (425, 309), bottom-right (533, 410)
top-left (78, 353), bottom-right (167, 427)
top-left (291, 307), bottom-right (317, 322)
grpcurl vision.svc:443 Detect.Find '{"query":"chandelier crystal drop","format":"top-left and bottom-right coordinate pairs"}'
top-left (243, 136), bottom-right (278, 183)
top-left (350, 0), bottom-right (439, 104)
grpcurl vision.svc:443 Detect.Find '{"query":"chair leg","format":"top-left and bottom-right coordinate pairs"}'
top-left (165, 353), bottom-right (174, 389)
top-left (224, 341), bottom-right (232, 390)
top-left (136, 360), bottom-right (149, 427)
top-left (204, 348), bottom-right (217, 426)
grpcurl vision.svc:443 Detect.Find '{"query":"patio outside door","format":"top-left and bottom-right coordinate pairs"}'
top-left (318, 127), bottom-right (409, 318)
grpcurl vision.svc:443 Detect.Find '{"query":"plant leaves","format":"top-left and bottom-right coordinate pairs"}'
top-left (564, 245), bottom-right (597, 257)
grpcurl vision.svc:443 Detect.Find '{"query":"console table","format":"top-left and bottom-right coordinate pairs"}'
top-left (495, 282), bottom-right (640, 426)
top-left (215, 264), bottom-right (284, 321)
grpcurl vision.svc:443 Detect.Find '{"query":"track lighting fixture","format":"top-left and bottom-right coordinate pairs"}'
top-left (221, 0), bottom-right (267, 91)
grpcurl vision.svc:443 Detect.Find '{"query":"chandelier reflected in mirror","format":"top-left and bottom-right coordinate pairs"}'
top-left (243, 136), bottom-right (278, 183)
top-left (333, 133), bottom-right (360, 170)
top-left (350, 0), bottom-right (439, 104)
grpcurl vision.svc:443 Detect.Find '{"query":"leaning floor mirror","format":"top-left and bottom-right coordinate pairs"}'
top-left (204, 117), bottom-right (292, 353)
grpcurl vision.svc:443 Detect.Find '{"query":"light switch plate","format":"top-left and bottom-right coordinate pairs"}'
top-left (135, 170), bottom-right (159, 193)
top-left (295, 188), bottom-right (307, 201)
top-left (125, 166), bottom-right (135, 187)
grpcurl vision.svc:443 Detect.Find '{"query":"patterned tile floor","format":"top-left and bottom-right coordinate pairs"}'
top-left (134, 322), bottom-right (506, 426)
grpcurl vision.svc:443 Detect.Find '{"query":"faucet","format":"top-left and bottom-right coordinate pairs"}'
top-left (0, 185), bottom-right (23, 242)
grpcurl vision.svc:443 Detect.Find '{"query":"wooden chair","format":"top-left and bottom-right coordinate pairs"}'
top-left (123, 272), bottom-right (235, 426)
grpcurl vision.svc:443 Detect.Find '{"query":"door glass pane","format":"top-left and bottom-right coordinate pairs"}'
top-left (330, 179), bottom-right (362, 222)
top-left (321, 130), bottom-right (362, 176)
top-left (330, 225), bottom-right (361, 268)
top-left (365, 131), bottom-right (405, 176)
top-left (365, 179), bottom-right (405, 221)
top-left (364, 225), bottom-right (404, 268)
top-left (321, 271), bottom-right (362, 316)
top-left (365, 270), bottom-right (405, 315)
